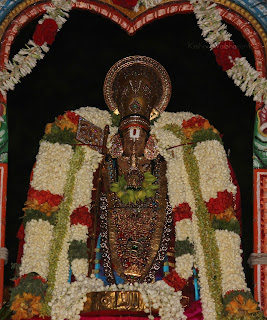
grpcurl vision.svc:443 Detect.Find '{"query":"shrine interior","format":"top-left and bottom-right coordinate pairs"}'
top-left (5, 8), bottom-right (255, 290)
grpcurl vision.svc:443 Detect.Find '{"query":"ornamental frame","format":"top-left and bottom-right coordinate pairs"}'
top-left (0, 0), bottom-right (266, 314)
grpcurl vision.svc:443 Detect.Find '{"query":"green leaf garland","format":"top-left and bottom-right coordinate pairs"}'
top-left (110, 172), bottom-right (159, 204)
top-left (175, 240), bottom-right (194, 257)
top-left (68, 240), bottom-right (88, 263)
top-left (23, 209), bottom-right (58, 227)
top-left (42, 124), bottom-right (77, 145)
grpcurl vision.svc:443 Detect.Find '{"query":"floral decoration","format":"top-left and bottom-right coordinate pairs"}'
top-left (10, 292), bottom-right (42, 320)
top-left (33, 19), bottom-right (58, 46)
top-left (15, 109), bottom-right (263, 320)
top-left (190, 0), bottom-right (267, 105)
top-left (173, 202), bottom-right (193, 223)
top-left (213, 41), bottom-right (241, 72)
top-left (10, 273), bottom-right (47, 320)
top-left (206, 190), bottom-right (233, 215)
top-left (70, 205), bottom-right (93, 228)
top-left (223, 290), bottom-right (264, 319)
top-left (110, 172), bottom-right (159, 204)
top-left (163, 270), bottom-right (187, 292)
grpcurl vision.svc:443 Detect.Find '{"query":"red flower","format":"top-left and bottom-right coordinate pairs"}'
top-left (66, 111), bottom-right (79, 125)
top-left (70, 206), bottom-right (93, 228)
top-left (27, 188), bottom-right (63, 206)
top-left (213, 40), bottom-right (241, 72)
top-left (112, 0), bottom-right (138, 10)
top-left (182, 116), bottom-right (206, 129)
top-left (163, 270), bottom-right (187, 291)
top-left (173, 203), bottom-right (193, 223)
top-left (206, 190), bottom-right (233, 215)
top-left (33, 19), bottom-right (58, 46)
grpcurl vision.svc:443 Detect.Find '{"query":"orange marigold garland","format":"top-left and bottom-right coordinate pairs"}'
top-left (11, 292), bottom-right (42, 320)
top-left (10, 273), bottom-right (47, 320)
top-left (223, 290), bottom-right (263, 319)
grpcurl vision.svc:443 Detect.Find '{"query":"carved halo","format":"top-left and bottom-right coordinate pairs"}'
top-left (103, 56), bottom-right (171, 119)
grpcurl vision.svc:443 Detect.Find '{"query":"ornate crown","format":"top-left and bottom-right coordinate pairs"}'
top-left (103, 56), bottom-right (171, 131)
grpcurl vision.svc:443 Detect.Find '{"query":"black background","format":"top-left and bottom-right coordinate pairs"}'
top-left (4, 7), bottom-right (256, 289)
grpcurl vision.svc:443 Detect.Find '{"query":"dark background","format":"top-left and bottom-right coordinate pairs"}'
top-left (4, 8), bottom-right (255, 289)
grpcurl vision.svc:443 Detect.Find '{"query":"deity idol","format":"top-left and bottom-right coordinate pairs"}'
top-left (11, 56), bottom-right (264, 320)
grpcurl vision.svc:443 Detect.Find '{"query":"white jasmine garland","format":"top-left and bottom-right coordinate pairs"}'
top-left (19, 219), bottom-right (54, 279)
top-left (71, 259), bottom-right (89, 279)
top-left (70, 146), bottom-right (103, 211)
top-left (70, 224), bottom-right (88, 242)
top-left (50, 275), bottom-right (186, 320)
top-left (31, 141), bottom-right (74, 195)
top-left (74, 107), bottom-right (112, 129)
top-left (190, 0), bottom-right (267, 105)
top-left (175, 253), bottom-right (194, 280)
top-left (215, 230), bottom-right (248, 295)
top-left (175, 219), bottom-right (193, 242)
top-left (0, 0), bottom-right (73, 95)
top-left (193, 140), bottom-right (236, 201)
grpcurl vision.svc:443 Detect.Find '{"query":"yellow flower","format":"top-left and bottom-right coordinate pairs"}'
top-left (11, 293), bottom-right (42, 320)
top-left (225, 294), bottom-right (259, 317)
top-left (24, 199), bottom-right (58, 216)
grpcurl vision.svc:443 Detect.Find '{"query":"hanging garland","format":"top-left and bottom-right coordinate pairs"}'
top-left (0, 0), bottom-right (73, 95)
top-left (0, 0), bottom-right (266, 106)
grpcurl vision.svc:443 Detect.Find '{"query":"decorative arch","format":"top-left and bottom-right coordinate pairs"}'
top-left (0, 0), bottom-right (266, 314)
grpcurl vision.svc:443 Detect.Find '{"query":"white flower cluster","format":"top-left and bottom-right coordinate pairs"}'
top-left (70, 146), bottom-right (103, 211)
top-left (191, 215), bottom-right (217, 320)
top-left (175, 219), bottom-right (194, 280)
top-left (0, 0), bottom-right (73, 95)
top-left (227, 57), bottom-right (267, 105)
top-left (175, 254), bottom-right (194, 280)
top-left (70, 223), bottom-right (89, 278)
top-left (54, 226), bottom-right (71, 290)
top-left (153, 111), bottom-right (195, 128)
top-left (19, 219), bottom-right (54, 279)
top-left (70, 224), bottom-right (88, 242)
top-left (190, 0), bottom-right (231, 49)
top-left (50, 275), bottom-right (105, 320)
top-left (175, 218), bottom-right (193, 242)
top-left (41, 0), bottom-right (73, 29)
top-left (74, 107), bottom-right (112, 129)
top-left (31, 141), bottom-right (74, 195)
top-left (50, 275), bottom-right (186, 320)
top-left (0, 41), bottom-right (49, 95)
top-left (152, 112), bottom-right (196, 209)
top-left (194, 140), bottom-right (236, 201)
top-left (71, 259), bottom-right (89, 279)
top-left (215, 230), bottom-right (248, 295)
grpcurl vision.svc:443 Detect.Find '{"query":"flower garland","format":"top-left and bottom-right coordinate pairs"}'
top-left (50, 275), bottom-right (186, 320)
top-left (190, 0), bottom-right (267, 105)
top-left (0, 0), bottom-right (73, 95)
top-left (110, 172), bottom-right (159, 203)
top-left (13, 108), bottom-right (265, 320)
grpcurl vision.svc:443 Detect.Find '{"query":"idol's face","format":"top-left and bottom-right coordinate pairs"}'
top-left (122, 127), bottom-right (147, 157)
